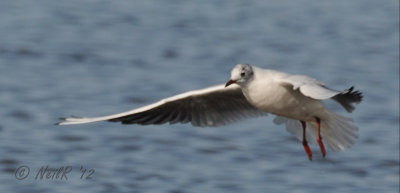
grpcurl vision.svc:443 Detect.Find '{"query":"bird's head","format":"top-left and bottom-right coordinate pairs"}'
top-left (225, 63), bottom-right (254, 87)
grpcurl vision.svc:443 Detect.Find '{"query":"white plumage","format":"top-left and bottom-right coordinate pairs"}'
top-left (58, 64), bottom-right (362, 160)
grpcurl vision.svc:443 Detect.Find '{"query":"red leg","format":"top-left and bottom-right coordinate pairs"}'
top-left (315, 117), bottom-right (326, 157)
top-left (301, 121), bottom-right (312, 161)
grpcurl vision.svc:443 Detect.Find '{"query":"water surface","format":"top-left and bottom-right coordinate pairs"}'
top-left (0, 1), bottom-right (398, 193)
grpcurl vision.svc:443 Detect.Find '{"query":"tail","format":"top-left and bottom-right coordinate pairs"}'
top-left (319, 110), bottom-right (358, 151)
top-left (276, 110), bottom-right (359, 152)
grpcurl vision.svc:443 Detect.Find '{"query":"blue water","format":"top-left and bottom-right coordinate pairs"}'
top-left (0, 1), bottom-right (398, 193)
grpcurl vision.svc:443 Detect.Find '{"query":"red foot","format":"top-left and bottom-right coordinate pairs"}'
top-left (303, 141), bottom-right (313, 161)
top-left (316, 117), bottom-right (326, 158)
top-left (317, 139), bottom-right (326, 158)
top-left (301, 121), bottom-right (312, 161)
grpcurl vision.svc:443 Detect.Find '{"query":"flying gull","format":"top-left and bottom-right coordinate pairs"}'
top-left (57, 64), bottom-right (363, 160)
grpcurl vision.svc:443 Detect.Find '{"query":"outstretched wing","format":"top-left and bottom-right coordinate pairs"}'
top-left (278, 75), bottom-right (363, 112)
top-left (57, 84), bottom-right (266, 127)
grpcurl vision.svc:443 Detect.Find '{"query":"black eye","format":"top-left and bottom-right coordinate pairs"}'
top-left (240, 72), bottom-right (245, 77)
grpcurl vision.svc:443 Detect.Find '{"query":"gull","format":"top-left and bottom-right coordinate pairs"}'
top-left (57, 64), bottom-right (362, 160)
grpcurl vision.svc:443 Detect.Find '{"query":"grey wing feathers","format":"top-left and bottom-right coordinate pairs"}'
top-left (299, 84), bottom-right (363, 112)
top-left (57, 84), bottom-right (266, 127)
top-left (278, 75), bottom-right (363, 113)
top-left (278, 75), bottom-right (338, 99)
top-left (109, 86), bottom-right (265, 127)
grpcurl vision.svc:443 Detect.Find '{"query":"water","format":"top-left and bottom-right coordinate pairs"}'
top-left (0, 0), bottom-right (398, 192)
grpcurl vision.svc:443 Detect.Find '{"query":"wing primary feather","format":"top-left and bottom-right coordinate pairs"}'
top-left (144, 112), bottom-right (170, 125)
top-left (332, 86), bottom-right (363, 113)
top-left (153, 111), bottom-right (176, 125)
top-left (119, 111), bottom-right (158, 124)
top-left (169, 111), bottom-right (182, 124)
top-left (176, 102), bottom-right (190, 123)
top-left (110, 111), bottom-right (149, 123)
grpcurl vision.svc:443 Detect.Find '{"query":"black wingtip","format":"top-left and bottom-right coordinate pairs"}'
top-left (332, 86), bottom-right (363, 113)
top-left (344, 86), bottom-right (363, 103)
top-left (55, 115), bottom-right (81, 126)
top-left (54, 117), bottom-right (66, 126)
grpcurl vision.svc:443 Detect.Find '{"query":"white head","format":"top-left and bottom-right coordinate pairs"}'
top-left (225, 63), bottom-right (254, 87)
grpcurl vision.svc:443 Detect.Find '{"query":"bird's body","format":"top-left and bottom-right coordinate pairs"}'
top-left (58, 64), bottom-right (362, 160)
top-left (240, 67), bottom-right (325, 121)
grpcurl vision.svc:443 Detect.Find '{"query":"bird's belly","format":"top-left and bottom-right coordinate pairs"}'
top-left (244, 85), bottom-right (324, 121)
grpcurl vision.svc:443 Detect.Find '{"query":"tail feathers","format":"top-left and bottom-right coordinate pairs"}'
top-left (332, 86), bottom-right (363, 113)
top-left (321, 110), bottom-right (358, 151)
top-left (279, 110), bottom-right (359, 152)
